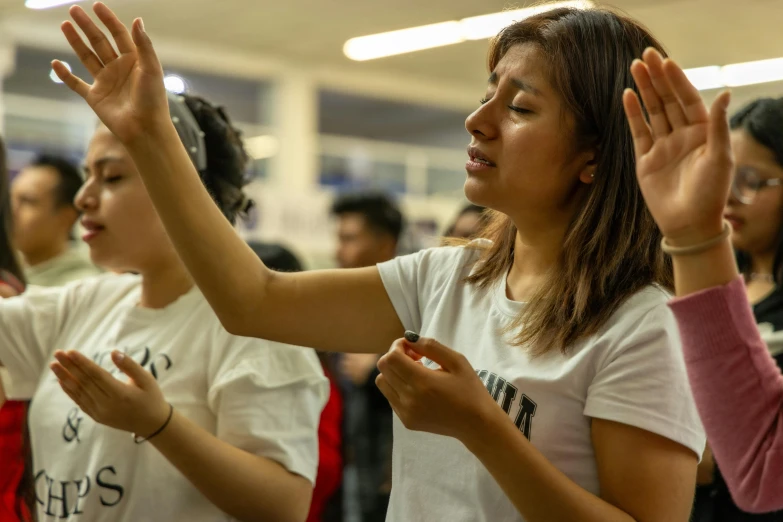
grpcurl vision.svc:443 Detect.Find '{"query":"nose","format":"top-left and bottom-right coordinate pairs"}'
top-left (74, 180), bottom-right (97, 213)
top-left (465, 101), bottom-right (498, 141)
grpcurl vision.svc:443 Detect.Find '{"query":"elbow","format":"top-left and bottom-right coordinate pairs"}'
top-left (732, 489), bottom-right (783, 514)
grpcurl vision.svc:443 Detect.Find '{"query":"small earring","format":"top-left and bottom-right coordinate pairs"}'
top-left (590, 173), bottom-right (595, 178)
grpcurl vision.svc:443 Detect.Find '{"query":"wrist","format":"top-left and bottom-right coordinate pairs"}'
top-left (460, 402), bottom-right (508, 453)
top-left (135, 399), bottom-right (172, 439)
top-left (661, 220), bottom-right (725, 249)
top-left (124, 118), bottom-right (180, 155)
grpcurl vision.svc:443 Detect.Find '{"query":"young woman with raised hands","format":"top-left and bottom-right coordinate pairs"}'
top-left (0, 88), bottom-right (327, 520)
top-left (54, 3), bottom-right (707, 521)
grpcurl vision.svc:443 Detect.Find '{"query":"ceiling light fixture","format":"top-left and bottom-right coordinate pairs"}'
top-left (163, 74), bottom-right (187, 94)
top-left (684, 57), bottom-right (783, 91)
top-left (344, 1), bottom-right (593, 61)
top-left (25, 0), bottom-right (84, 10)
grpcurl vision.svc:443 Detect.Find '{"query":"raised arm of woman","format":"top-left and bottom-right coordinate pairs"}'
top-left (624, 49), bottom-right (783, 513)
top-left (53, 3), bottom-right (402, 354)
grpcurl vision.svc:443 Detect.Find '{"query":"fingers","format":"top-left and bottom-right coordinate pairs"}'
top-left (93, 2), bottom-right (135, 55)
top-left (707, 90), bottom-right (733, 161)
top-left (377, 344), bottom-right (415, 390)
top-left (55, 350), bottom-right (112, 397)
top-left (52, 60), bottom-right (90, 98)
top-left (50, 362), bottom-right (99, 413)
top-left (375, 373), bottom-right (400, 406)
top-left (623, 89), bottom-right (653, 158)
top-left (630, 58), bottom-right (671, 139)
top-left (69, 5), bottom-right (118, 66)
top-left (642, 48), bottom-right (687, 129)
top-left (404, 335), bottom-right (464, 372)
top-left (112, 350), bottom-right (156, 390)
top-left (131, 18), bottom-right (163, 75)
top-left (61, 20), bottom-right (104, 78)
top-left (663, 58), bottom-right (710, 124)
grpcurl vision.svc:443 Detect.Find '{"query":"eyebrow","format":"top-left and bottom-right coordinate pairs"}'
top-left (488, 71), bottom-right (542, 96)
top-left (82, 156), bottom-right (125, 175)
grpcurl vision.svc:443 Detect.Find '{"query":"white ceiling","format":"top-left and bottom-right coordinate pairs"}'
top-left (1, 0), bottom-right (782, 87)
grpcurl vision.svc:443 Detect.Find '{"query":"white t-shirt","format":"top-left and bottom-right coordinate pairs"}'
top-left (0, 274), bottom-right (328, 522)
top-left (377, 242), bottom-right (706, 522)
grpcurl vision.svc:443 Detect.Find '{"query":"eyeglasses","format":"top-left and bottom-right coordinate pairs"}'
top-left (731, 166), bottom-right (783, 205)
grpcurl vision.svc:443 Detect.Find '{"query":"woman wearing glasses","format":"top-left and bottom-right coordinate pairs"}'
top-left (691, 97), bottom-right (783, 522)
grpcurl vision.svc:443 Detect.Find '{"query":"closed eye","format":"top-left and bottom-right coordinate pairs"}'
top-left (508, 105), bottom-right (532, 114)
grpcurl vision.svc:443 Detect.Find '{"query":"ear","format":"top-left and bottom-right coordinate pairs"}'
top-left (577, 148), bottom-right (599, 185)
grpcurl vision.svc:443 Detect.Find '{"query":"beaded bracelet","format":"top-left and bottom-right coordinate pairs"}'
top-left (660, 221), bottom-right (731, 256)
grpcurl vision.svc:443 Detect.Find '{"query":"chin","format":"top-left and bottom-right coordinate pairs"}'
top-left (463, 177), bottom-right (496, 209)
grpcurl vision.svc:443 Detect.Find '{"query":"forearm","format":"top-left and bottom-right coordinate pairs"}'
top-left (464, 409), bottom-right (633, 522)
top-left (150, 410), bottom-right (312, 522)
top-left (125, 124), bottom-right (273, 333)
top-left (670, 237), bottom-right (738, 297)
top-left (669, 278), bottom-right (783, 512)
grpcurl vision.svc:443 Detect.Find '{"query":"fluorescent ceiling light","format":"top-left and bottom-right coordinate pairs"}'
top-left (245, 135), bottom-right (280, 160)
top-left (25, 0), bottom-right (84, 10)
top-left (721, 57), bottom-right (783, 87)
top-left (684, 57), bottom-right (783, 91)
top-left (682, 66), bottom-right (723, 91)
top-left (344, 1), bottom-right (593, 61)
top-left (461, 1), bottom-right (592, 40)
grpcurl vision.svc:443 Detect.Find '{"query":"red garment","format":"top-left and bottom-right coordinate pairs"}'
top-left (306, 370), bottom-right (343, 522)
top-left (0, 401), bottom-right (27, 522)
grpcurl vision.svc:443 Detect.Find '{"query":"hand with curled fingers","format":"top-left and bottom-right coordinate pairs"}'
top-left (49, 349), bottom-right (170, 439)
top-left (623, 48), bottom-right (734, 246)
top-left (375, 331), bottom-right (499, 443)
top-left (52, 2), bottom-right (169, 145)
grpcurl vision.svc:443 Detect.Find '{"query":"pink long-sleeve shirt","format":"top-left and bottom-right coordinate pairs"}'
top-left (669, 277), bottom-right (783, 513)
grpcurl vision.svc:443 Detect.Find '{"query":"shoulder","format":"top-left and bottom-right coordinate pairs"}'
top-left (602, 285), bottom-right (673, 334)
top-left (387, 239), bottom-right (489, 278)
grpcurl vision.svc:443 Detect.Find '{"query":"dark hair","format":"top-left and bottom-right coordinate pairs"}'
top-left (444, 204), bottom-right (487, 238)
top-left (247, 241), bottom-right (303, 273)
top-left (30, 155), bottom-right (82, 209)
top-left (182, 95), bottom-right (252, 226)
top-left (467, 7), bottom-right (672, 355)
top-left (0, 137), bottom-right (25, 283)
top-left (730, 97), bottom-right (783, 283)
top-left (331, 192), bottom-right (404, 242)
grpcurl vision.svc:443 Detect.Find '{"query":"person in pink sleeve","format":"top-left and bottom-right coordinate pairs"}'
top-left (623, 55), bottom-right (783, 513)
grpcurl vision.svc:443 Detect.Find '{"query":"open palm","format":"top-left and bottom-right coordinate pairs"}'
top-left (623, 48), bottom-right (734, 245)
top-left (53, 3), bottom-right (168, 144)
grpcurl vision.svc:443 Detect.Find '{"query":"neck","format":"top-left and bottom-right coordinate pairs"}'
top-left (750, 252), bottom-right (775, 277)
top-left (24, 241), bottom-right (68, 268)
top-left (506, 219), bottom-right (567, 302)
top-left (138, 259), bottom-right (194, 309)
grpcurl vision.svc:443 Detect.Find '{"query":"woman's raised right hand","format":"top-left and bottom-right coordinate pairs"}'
top-left (53, 2), bottom-right (169, 145)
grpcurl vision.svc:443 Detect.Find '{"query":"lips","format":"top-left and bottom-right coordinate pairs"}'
top-left (724, 213), bottom-right (744, 230)
top-left (81, 218), bottom-right (105, 242)
top-left (467, 145), bottom-right (496, 167)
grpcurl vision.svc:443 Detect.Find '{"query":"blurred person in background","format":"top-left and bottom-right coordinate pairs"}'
top-left (443, 203), bottom-right (487, 239)
top-left (331, 192), bottom-right (402, 522)
top-left (57, 4), bottom-right (708, 521)
top-left (0, 136), bottom-right (31, 522)
top-left (691, 98), bottom-right (783, 522)
top-left (11, 155), bottom-right (100, 287)
top-left (0, 90), bottom-right (327, 522)
top-left (249, 240), bottom-right (345, 522)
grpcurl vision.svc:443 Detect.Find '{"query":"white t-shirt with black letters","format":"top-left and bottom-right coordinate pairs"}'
top-left (377, 242), bottom-right (705, 522)
top-left (0, 274), bottom-right (328, 522)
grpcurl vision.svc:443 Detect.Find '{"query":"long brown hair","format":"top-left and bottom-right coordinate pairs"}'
top-left (466, 6), bottom-right (673, 356)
